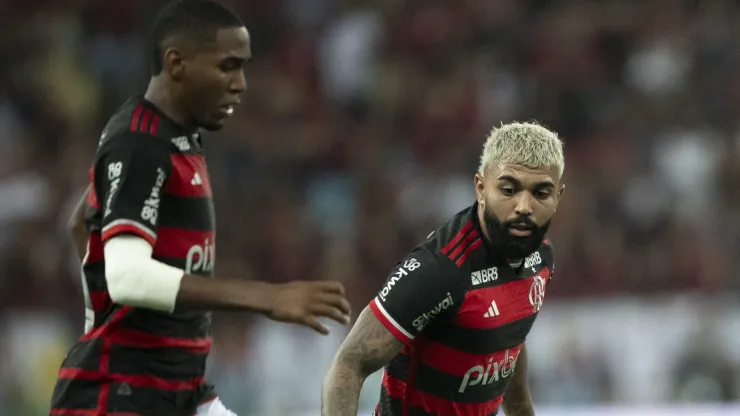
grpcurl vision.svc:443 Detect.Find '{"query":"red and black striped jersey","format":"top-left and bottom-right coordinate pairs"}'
top-left (368, 203), bottom-right (554, 416)
top-left (51, 97), bottom-right (217, 416)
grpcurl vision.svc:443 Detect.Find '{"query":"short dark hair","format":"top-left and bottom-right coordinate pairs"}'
top-left (149, 0), bottom-right (244, 75)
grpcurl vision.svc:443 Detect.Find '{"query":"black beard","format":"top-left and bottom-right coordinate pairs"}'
top-left (482, 207), bottom-right (550, 260)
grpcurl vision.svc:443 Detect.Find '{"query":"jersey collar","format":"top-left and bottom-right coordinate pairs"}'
top-left (470, 201), bottom-right (496, 259)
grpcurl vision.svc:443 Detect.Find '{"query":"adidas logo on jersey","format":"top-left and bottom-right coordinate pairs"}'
top-left (471, 267), bottom-right (498, 286)
top-left (483, 300), bottom-right (499, 318)
top-left (191, 173), bottom-right (203, 186)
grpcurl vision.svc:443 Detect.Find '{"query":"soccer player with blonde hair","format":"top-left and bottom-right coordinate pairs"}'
top-left (323, 121), bottom-right (565, 416)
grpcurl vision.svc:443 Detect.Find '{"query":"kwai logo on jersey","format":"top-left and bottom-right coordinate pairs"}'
top-left (471, 267), bottom-right (498, 286)
top-left (411, 292), bottom-right (454, 331)
top-left (378, 258), bottom-right (421, 302)
top-left (458, 349), bottom-right (520, 393)
top-left (186, 238), bottom-right (215, 274)
top-left (529, 275), bottom-right (546, 312)
top-left (141, 168), bottom-right (166, 226)
top-left (104, 161), bottom-right (123, 217)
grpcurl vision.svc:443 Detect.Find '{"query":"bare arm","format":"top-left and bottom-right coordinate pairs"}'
top-left (322, 306), bottom-right (405, 415)
top-left (502, 344), bottom-right (535, 416)
top-left (68, 185), bottom-right (90, 262)
top-left (104, 236), bottom-right (351, 335)
top-left (177, 276), bottom-right (350, 334)
top-left (93, 135), bottom-right (351, 335)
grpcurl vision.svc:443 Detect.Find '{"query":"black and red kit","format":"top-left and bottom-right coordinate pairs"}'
top-left (51, 97), bottom-right (217, 416)
top-left (369, 203), bottom-right (555, 416)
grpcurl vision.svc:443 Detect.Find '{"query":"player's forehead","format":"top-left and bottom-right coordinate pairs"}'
top-left (211, 26), bottom-right (251, 60)
top-left (489, 163), bottom-right (559, 187)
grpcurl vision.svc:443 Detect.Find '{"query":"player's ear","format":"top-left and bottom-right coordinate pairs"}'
top-left (474, 173), bottom-right (486, 205)
top-left (557, 183), bottom-right (565, 201)
top-left (163, 47), bottom-right (185, 81)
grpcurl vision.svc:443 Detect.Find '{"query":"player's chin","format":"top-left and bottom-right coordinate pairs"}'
top-left (202, 117), bottom-right (226, 131)
top-left (503, 238), bottom-right (540, 259)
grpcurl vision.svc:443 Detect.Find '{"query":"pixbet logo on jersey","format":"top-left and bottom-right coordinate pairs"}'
top-left (185, 239), bottom-right (215, 274)
top-left (458, 349), bottom-right (520, 393)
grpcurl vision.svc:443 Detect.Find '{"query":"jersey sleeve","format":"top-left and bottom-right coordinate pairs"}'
top-left (95, 135), bottom-right (172, 246)
top-left (369, 249), bottom-right (459, 345)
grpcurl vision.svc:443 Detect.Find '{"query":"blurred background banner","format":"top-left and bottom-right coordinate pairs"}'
top-left (1, 0), bottom-right (740, 415)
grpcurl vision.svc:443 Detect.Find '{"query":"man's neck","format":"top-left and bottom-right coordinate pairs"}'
top-left (144, 77), bottom-right (196, 131)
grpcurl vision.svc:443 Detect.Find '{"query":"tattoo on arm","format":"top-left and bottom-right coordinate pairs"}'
top-left (322, 306), bottom-right (405, 416)
top-left (502, 344), bottom-right (535, 416)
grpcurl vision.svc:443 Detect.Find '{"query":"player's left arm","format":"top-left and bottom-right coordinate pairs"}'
top-left (68, 185), bottom-right (91, 262)
top-left (502, 343), bottom-right (535, 416)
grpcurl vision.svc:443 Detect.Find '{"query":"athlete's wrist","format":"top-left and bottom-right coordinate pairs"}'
top-left (236, 280), bottom-right (278, 314)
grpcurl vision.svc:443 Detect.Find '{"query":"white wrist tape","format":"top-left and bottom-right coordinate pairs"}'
top-left (104, 235), bottom-right (184, 313)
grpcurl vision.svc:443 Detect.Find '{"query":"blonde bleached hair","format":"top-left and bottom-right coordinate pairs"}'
top-left (477, 121), bottom-right (565, 179)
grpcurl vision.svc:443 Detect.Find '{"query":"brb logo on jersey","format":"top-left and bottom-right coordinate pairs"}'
top-left (186, 239), bottom-right (215, 274)
top-left (471, 267), bottom-right (498, 286)
top-left (378, 258), bottom-right (421, 302)
top-left (524, 252), bottom-right (542, 270)
top-left (459, 349), bottom-right (520, 393)
top-left (412, 292), bottom-right (454, 332)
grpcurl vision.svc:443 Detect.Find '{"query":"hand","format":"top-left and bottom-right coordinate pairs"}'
top-left (267, 281), bottom-right (352, 335)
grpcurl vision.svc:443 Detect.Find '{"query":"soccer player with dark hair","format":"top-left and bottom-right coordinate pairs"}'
top-left (51, 1), bottom-right (351, 415)
top-left (322, 122), bottom-right (565, 416)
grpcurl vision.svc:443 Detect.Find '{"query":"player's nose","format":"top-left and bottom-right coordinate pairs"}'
top-left (514, 192), bottom-right (534, 217)
top-left (229, 70), bottom-right (247, 94)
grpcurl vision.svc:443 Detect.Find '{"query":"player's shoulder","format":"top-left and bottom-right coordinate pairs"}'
top-left (97, 96), bottom-right (189, 151)
top-left (538, 236), bottom-right (555, 264)
top-left (415, 204), bottom-right (480, 269)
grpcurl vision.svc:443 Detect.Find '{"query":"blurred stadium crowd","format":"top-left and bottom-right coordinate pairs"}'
top-left (1, 0), bottom-right (740, 415)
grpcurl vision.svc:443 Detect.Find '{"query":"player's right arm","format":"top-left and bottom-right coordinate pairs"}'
top-left (97, 134), bottom-right (350, 334)
top-left (322, 250), bottom-right (456, 415)
top-left (68, 184), bottom-right (90, 262)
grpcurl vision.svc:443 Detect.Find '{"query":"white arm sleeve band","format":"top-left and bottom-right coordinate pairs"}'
top-left (104, 235), bottom-right (184, 313)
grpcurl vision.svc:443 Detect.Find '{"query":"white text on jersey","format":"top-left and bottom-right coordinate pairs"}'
top-left (104, 162), bottom-right (123, 217)
top-left (459, 349), bottom-right (519, 393)
top-left (524, 252), bottom-right (542, 270)
top-left (171, 136), bottom-right (191, 152)
top-left (378, 258), bottom-right (421, 302)
top-left (412, 292), bottom-right (454, 332)
top-left (471, 267), bottom-right (498, 286)
top-left (186, 239), bottom-right (215, 274)
top-left (141, 168), bottom-right (166, 226)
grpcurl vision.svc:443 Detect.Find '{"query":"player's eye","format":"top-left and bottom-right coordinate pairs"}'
top-left (219, 59), bottom-right (245, 72)
top-left (500, 187), bottom-right (516, 196)
top-left (534, 190), bottom-right (551, 199)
